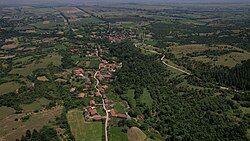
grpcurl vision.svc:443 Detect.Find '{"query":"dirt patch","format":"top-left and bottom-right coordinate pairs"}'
top-left (1, 38), bottom-right (18, 50)
top-left (37, 76), bottom-right (49, 81)
top-left (42, 21), bottom-right (50, 24)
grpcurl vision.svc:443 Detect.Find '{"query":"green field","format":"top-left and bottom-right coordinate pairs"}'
top-left (124, 89), bottom-right (136, 108)
top-left (67, 109), bottom-right (103, 141)
top-left (109, 126), bottom-right (128, 141)
top-left (77, 17), bottom-right (104, 25)
top-left (0, 106), bottom-right (15, 120)
top-left (114, 102), bottom-right (126, 113)
top-left (21, 98), bottom-right (50, 112)
top-left (32, 21), bottom-right (61, 30)
top-left (0, 81), bottom-right (21, 95)
top-left (139, 88), bottom-right (153, 108)
top-left (10, 53), bottom-right (62, 76)
top-left (89, 59), bottom-right (100, 69)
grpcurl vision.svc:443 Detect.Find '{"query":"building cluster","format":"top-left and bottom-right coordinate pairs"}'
top-left (96, 60), bottom-right (122, 81)
top-left (84, 60), bottom-right (126, 121)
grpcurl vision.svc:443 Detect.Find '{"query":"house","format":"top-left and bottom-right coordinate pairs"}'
top-left (78, 92), bottom-right (85, 98)
top-left (92, 115), bottom-right (102, 121)
top-left (101, 85), bottom-right (108, 90)
top-left (99, 87), bottom-right (105, 94)
top-left (96, 71), bottom-right (103, 81)
top-left (110, 109), bottom-right (116, 117)
top-left (104, 99), bottom-right (114, 105)
top-left (109, 109), bottom-right (127, 119)
top-left (88, 107), bottom-right (97, 116)
top-left (95, 91), bottom-right (102, 97)
top-left (90, 100), bottom-right (96, 106)
top-left (99, 63), bottom-right (105, 70)
top-left (116, 113), bottom-right (127, 119)
top-left (73, 68), bottom-right (84, 77)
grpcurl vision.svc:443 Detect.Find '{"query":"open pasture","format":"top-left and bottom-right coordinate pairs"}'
top-left (171, 44), bottom-right (250, 67)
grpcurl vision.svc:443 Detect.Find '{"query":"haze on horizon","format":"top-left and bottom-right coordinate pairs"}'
top-left (0, 0), bottom-right (250, 6)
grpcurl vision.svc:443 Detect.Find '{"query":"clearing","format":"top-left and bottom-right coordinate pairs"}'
top-left (139, 88), bottom-right (153, 109)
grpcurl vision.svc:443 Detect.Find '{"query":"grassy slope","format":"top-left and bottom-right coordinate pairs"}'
top-left (0, 106), bottom-right (15, 120)
top-left (20, 98), bottom-right (50, 112)
top-left (0, 106), bottom-right (62, 141)
top-left (139, 88), bottom-right (153, 108)
top-left (0, 81), bottom-right (21, 95)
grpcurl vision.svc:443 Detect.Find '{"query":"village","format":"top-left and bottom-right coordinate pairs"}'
top-left (70, 51), bottom-right (127, 140)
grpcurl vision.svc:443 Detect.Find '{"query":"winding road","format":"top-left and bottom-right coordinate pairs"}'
top-left (94, 71), bottom-right (109, 141)
top-left (161, 55), bottom-right (191, 75)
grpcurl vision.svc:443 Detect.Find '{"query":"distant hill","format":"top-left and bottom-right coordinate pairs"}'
top-left (1, 0), bottom-right (249, 6)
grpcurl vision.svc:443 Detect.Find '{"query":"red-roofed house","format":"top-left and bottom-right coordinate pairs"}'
top-left (90, 100), bottom-right (96, 106)
top-left (95, 91), bottom-right (102, 97)
top-left (99, 63), bottom-right (105, 70)
top-left (88, 107), bottom-right (97, 116)
top-left (78, 92), bottom-right (85, 98)
top-left (110, 109), bottom-right (116, 117)
top-left (73, 68), bottom-right (84, 77)
top-left (116, 113), bottom-right (127, 119)
top-left (92, 115), bottom-right (102, 121)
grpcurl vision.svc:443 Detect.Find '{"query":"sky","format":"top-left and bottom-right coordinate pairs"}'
top-left (0, 0), bottom-right (249, 6)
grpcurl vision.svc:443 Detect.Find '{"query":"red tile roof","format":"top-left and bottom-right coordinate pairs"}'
top-left (78, 93), bottom-right (85, 98)
top-left (92, 115), bottom-right (102, 121)
top-left (90, 100), bottom-right (96, 106)
top-left (95, 91), bottom-right (102, 97)
top-left (88, 107), bottom-right (97, 116)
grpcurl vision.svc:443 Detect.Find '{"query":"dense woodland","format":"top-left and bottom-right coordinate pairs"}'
top-left (174, 56), bottom-right (250, 91)
top-left (149, 22), bottom-right (250, 51)
top-left (107, 41), bottom-right (248, 140)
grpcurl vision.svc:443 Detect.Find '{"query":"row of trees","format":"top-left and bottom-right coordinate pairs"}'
top-left (17, 126), bottom-right (59, 141)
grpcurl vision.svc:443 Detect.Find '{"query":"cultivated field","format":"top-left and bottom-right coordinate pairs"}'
top-left (66, 109), bottom-right (103, 141)
top-left (10, 53), bottom-right (62, 76)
